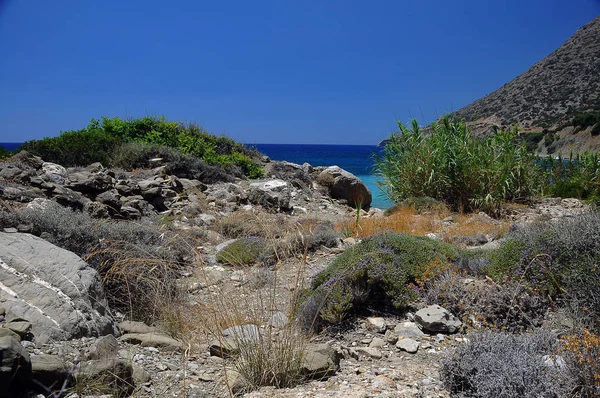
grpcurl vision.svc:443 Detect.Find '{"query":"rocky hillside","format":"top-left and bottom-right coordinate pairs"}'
top-left (452, 16), bottom-right (600, 155)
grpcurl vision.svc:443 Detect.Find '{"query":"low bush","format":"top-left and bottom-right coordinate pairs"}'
top-left (299, 233), bottom-right (459, 327)
top-left (216, 237), bottom-right (272, 267)
top-left (487, 212), bottom-right (600, 299)
top-left (560, 329), bottom-right (600, 397)
top-left (289, 218), bottom-right (340, 253)
top-left (440, 330), bottom-right (575, 398)
top-left (424, 271), bottom-right (548, 332)
top-left (376, 116), bottom-right (541, 214)
top-left (542, 154), bottom-right (600, 200)
top-left (21, 116), bottom-right (263, 178)
top-left (111, 141), bottom-right (236, 183)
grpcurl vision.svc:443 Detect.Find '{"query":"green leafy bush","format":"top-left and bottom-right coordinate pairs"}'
top-left (543, 153), bottom-right (600, 200)
top-left (21, 116), bottom-right (263, 178)
top-left (440, 330), bottom-right (575, 398)
top-left (376, 116), bottom-right (541, 213)
top-left (299, 233), bottom-right (459, 326)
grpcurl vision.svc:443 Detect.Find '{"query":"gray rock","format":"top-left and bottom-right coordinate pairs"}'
top-left (414, 305), bottom-right (462, 334)
top-left (132, 364), bottom-right (151, 384)
top-left (66, 171), bottom-right (113, 195)
top-left (369, 337), bottom-right (385, 348)
top-left (224, 369), bottom-right (247, 395)
top-left (0, 328), bottom-right (20, 340)
top-left (268, 312), bottom-right (289, 328)
top-left (384, 330), bottom-right (399, 345)
top-left (0, 336), bottom-right (31, 396)
top-left (31, 354), bottom-right (72, 390)
top-left (301, 343), bottom-right (340, 379)
top-left (396, 338), bottom-right (419, 353)
top-left (317, 166), bottom-right (372, 208)
top-left (354, 346), bottom-right (382, 359)
top-left (117, 321), bottom-right (155, 335)
top-left (88, 335), bottom-right (119, 360)
top-left (77, 358), bottom-right (134, 397)
top-left (248, 179), bottom-right (291, 211)
top-left (41, 162), bottom-right (67, 184)
top-left (366, 317), bottom-right (386, 333)
top-left (118, 333), bottom-right (182, 352)
top-left (394, 321), bottom-right (427, 339)
top-left (4, 320), bottom-right (31, 338)
top-left (222, 324), bottom-right (261, 344)
top-left (0, 233), bottom-right (116, 343)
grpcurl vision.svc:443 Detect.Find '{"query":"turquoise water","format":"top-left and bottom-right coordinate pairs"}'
top-left (253, 144), bottom-right (392, 209)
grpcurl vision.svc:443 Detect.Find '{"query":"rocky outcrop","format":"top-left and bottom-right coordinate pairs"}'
top-left (316, 166), bottom-right (372, 209)
top-left (248, 179), bottom-right (292, 212)
top-left (0, 232), bottom-right (117, 343)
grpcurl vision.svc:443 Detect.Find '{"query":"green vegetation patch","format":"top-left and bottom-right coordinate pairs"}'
top-left (376, 116), bottom-right (541, 214)
top-left (301, 233), bottom-right (459, 326)
top-left (216, 237), bottom-right (272, 267)
top-left (21, 116), bottom-right (263, 178)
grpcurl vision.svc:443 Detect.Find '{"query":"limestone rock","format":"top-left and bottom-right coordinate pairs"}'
top-left (365, 317), bottom-right (386, 333)
top-left (394, 321), bottom-right (427, 339)
top-left (396, 338), bottom-right (420, 353)
top-left (118, 333), bottom-right (182, 352)
top-left (317, 166), bottom-right (372, 209)
top-left (0, 233), bottom-right (116, 343)
top-left (301, 343), bottom-right (340, 379)
top-left (414, 305), bottom-right (462, 334)
top-left (248, 179), bottom-right (291, 211)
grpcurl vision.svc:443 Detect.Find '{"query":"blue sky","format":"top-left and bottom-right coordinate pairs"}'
top-left (0, 1), bottom-right (598, 145)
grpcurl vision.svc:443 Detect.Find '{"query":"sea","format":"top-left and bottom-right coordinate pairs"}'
top-left (0, 142), bottom-right (392, 209)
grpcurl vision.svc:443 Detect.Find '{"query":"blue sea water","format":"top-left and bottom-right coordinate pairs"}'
top-left (252, 144), bottom-right (392, 209)
top-left (0, 142), bottom-right (393, 209)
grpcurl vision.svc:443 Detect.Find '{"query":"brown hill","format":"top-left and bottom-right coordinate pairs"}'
top-left (452, 16), bottom-right (600, 155)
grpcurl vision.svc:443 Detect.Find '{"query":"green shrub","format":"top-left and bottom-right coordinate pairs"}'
top-left (572, 112), bottom-right (600, 129)
top-left (216, 237), bottom-right (272, 266)
top-left (440, 330), bottom-right (575, 398)
top-left (543, 153), bottom-right (600, 200)
top-left (21, 116), bottom-right (264, 178)
top-left (486, 213), bottom-right (600, 301)
top-left (300, 233), bottom-right (459, 326)
top-left (376, 116), bottom-right (541, 213)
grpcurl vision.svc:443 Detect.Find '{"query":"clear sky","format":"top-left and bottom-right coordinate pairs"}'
top-left (0, 1), bottom-right (598, 145)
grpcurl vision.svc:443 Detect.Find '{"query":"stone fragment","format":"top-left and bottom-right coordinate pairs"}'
top-left (118, 333), bottom-right (182, 352)
top-left (316, 166), bottom-right (372, 208)
top-left (365, 317), bottom-right (386, 333)
top-left (301, 343), bottom-right (340, 379)
top-left (31, 354), bottom-right (72, 390)
top-left (87, 334), bottom-right (119, 360)
top-left (117, 321), bottom-right (156, 335)
top-left (77, 358), bottom-right (134, 397)
top-left (354, 347), bottom-right (383, 359)
top-left (394, 321), bottom-right (426, 339)
top-left (396, 338), bottom-right (420, 353)
top-left (414, 305), bottom-right (462, 334)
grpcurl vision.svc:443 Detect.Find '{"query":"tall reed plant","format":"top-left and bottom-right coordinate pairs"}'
top-left (376, 116), bottom-right (541, 213)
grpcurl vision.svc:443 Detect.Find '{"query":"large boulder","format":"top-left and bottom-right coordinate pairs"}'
top-left (316, 166), bottom-right (372, 209)
top-left (0, 232), bottom-right (117, 343)
top-left (248, 179), bottom-right (291, 211)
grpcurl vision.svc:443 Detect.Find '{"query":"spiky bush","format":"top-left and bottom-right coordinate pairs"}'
top-left (376, 116), bottom-right (541, 213)
top-left (216, 237), bottom-right (272, 267)
top-left (424, 271), bottom-right (548, 332)
top-left (440, 330), bottom-right (576, 398)
top-left (298, 233), bottom-right (459, 327)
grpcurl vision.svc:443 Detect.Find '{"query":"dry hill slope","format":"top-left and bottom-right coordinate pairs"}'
top-left (452, 16), bottom-right (600, 154)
